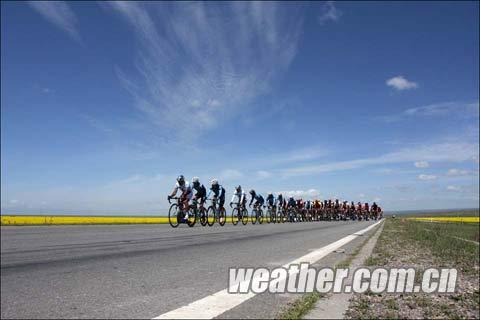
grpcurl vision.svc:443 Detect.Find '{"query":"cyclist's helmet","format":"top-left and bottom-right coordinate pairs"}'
top-left (235, 185), bottom-right (242, 192)
top-left (249, 189), bottom-right (255, 195)
top-left (211, 179), bottom-right (218, 186)
top-left (191, 176), bottom-right (200, 187)
top-left (177, 175), bottom-right (185, 185)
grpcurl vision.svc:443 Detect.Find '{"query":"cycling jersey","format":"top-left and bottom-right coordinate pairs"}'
top-left (296, 200), bottom-right (304, 208)
top-left (276, 194), bottom-right (284, 206)
top-left (207, 185), bottom-right (225, 200)
top-left (173, 181), bottom-right (192, 196)
top-left (288, 198), bottom-right (296, 207)
top-left (266, 194), bottom-right (275, 206)
top-left (193, 184), bottom-right (206, 200)
top-left (231, 190), bottom-right (246, 204)
top-left (250, 193), bottom-right (264, 206)
top-left (305, 201), bottom-right (311, 209)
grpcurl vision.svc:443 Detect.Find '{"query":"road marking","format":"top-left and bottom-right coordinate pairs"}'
top-left (153, 220), bottom-right (383, 319)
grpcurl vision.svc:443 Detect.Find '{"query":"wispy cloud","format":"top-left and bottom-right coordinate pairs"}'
top-left (280, 141), bottom-right (479, 177)
top-left (81, 115), bottom-right (114, 134)
top-left (318, 1), bottom-right (342, 25)
top-left (219, 169), bottom-right (244, 181)
top-left (107, 2), bottom-right (304, 140)
top-left (418, 174), bottom-right (436, 181)
top-left (446, 168), bottom-right (471, 176)
top-left (386, 75), bottom-right (418, 91)
top-left (414, 161), bottom-right (429, 168)
top-left (28, 1), bottom-right (81, 43)
top-left (446, 185), bottom-right (461, 191)
top-left (379, 101), bottom-right (479, 123)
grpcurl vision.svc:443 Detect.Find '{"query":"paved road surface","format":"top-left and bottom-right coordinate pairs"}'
top-left (1, 220), bottom-right (379, 319)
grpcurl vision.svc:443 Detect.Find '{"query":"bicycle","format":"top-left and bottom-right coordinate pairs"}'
top-left (230, 202), bottom-right (248, 225)
top-left (207, 197), bottom-right (226, 226)
top-left (168, 197), bottom-right (197, 228)
top-left (265, 205), bottom-right (274, 223)
top-left (250, 203), bottom-right (264, 224)
top-left (193, 199), bottom-right (208, 226)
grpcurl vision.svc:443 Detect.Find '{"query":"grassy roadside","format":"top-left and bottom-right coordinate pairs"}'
top-left (277, 222), bottom-right (383, 319)
top-left (345, 217), bottom-right (480, 319)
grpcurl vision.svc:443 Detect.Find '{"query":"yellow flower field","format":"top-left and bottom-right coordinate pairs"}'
top-left (409, 216), bottom-right (479, 223)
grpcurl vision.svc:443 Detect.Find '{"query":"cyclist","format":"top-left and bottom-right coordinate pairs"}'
top-left (287, 196), bottom-right (296, 209)
top-left (364, 202), bottom-right (370, 214)
top-left (168, 175), bottom-right (193, 214)
top-left (230, 185), bottom-right (246, 208)
top-left (191, 177), bottom-right (207, 207)
top-left (206, 179), bottom-right (225, 209)
top-left (249, 189), bottom-right (264, 208)
top-left (276, 193), bottom-right (284, 208)
top-left (266, 192), bottom-right (275, 208)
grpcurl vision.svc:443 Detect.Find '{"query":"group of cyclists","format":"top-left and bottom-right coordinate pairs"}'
top-left (167, 175), bottom-right (383, 227)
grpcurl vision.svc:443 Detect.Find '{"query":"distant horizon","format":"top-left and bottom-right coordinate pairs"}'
top-left (1, 207), bottom-right (478, 217)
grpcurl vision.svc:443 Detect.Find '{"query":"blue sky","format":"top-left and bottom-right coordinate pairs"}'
top-left (1, 1), bottom-right (479, 214)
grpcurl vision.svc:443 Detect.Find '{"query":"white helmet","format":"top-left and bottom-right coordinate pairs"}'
top-left (192, 176), bottom-right (200, 183)
top-left (211, 179), bottom-right (218, 185)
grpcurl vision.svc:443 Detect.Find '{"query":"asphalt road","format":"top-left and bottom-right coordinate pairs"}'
top-left (1, 220), bottom-right (379, 319)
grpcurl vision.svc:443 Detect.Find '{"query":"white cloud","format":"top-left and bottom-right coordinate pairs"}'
top-left (281, 141), bottom-right (479, 177)
top-left (28, 1), bottom-right (81, 42)
top-left (318, 1), bottom-right (342, 25)
top-left (380, 101), bottom-right (479, 123)
top-left (277, 189), bottom-right (321, 199)
top-left (219, 169), bottom-right (243, 181)
top-left (414, 161), bottom-right (429, 168)
top-left (107, 2), bottom-right (303, 140)
top-left (256, 170), bottom-right (272, 179)
top-left (386, 76), bottom-right (418, 91)
top-left (446, 168), bottom-right (470, 176)
top-left (446, 185), bottom-right (461, 191)
top-left (418, 174), bottom-right (436, 181)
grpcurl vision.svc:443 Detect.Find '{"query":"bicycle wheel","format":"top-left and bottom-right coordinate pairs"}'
top-left (218, 207), bottom-right (226, 226)
top-left (270, 210), bottom-right (275, 224)
top-left (207, 206), bottom-right (215, 226)
top-left (200, 207), bottom-right (208, 226)
top-left (232, 208), bottom-right (239, 225)
top-left (241, 208), bottom-right (248, 225)
top-left (258, 209), bottom-right (264, 224)
top-left (168, 204), bottom-right (180, 228)
top-left (251, 209), bottom-right (257, 224)
top-left (186, 208), bottom-right (197, 227)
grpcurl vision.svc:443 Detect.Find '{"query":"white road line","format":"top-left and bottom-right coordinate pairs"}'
top-left (153, 220), bottom-right (383, 319)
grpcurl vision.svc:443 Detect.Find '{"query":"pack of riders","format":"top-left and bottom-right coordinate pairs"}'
top-left (168, 175), bottom-right (383, 221)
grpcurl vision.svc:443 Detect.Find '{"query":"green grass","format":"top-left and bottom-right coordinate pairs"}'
top-left (277, 292), bottom-right (325, 320)
top-left (402, 219), bottom-right (479, 272)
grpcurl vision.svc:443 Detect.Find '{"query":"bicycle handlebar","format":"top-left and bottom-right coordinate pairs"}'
top-left (168, 196), bottom-right (179, 204)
